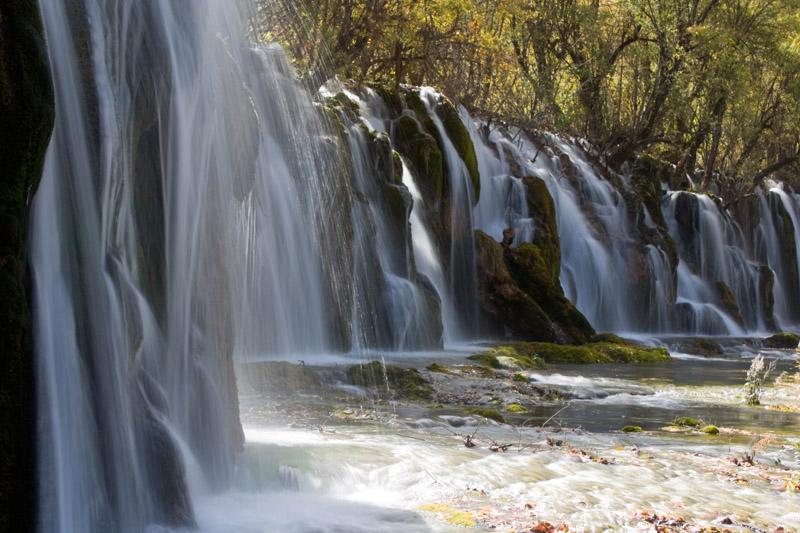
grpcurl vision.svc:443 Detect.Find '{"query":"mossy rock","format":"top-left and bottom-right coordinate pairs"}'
top-left (701, 425), bottom-right (719, 435)
top-left (392, 115), bottom-right (444, 202)
top-left (438, 99), bottom-right (480, 202)
top-left (400, 88), bottom-right (439, 137)
top-left (686, 337), bottom-right (724, 356)
top-left (512, 373), bottom-right (531, 383)
top-left (425, 363), bottom-right (450, 373)
top-left (513, 341), bottom-right (670, 364)
top-left (471, 345), bottom-right (544, 370)
top-left (674, 417), bottom-right (704, 427)
top-left (505, 404), bottom-right (528, 413)
top-left (591, 333), bottom-right (634, 345)
top-left (713, 281), bottom-right (745, 329)
top-left (346, 361), bottom-right (434, 401)
top-left (590, 342), bottom-right (671, 363)
top-left (763, 332), bottom-right (800, 349)
top-left (373, 84), bottom-right (404, 116)
top-left (469, 408), bottom-right (506, 424)
top-left (331, 91), bottom-right (360, 117)
top-left (622, 425), bottom-right (643, 433)
top-left (392, 150), bottom-right (403, 183)
top-left (474, 229), bottom-right (594, 344)
top-left (522, 342), bottom-right (612, 364)
top-left (0, 2), bottom-right (55, 529)
top-left (462, 364), bottom-right (496, 378)
top-left (467, 353), bottom-right (502, 369)
top-left (758, 265), bottom-right (777, 331)
top-left (241, 361), bottom-right (325, 394)
top-left (522, 176), bottom-right (561, 280)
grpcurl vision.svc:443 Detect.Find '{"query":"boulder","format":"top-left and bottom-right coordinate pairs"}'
top-left (474, 230), bottom-right (594, 343)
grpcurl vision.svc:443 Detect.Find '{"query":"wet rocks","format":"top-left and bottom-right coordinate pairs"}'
top-left (763, 332), bottom-right (800, 349)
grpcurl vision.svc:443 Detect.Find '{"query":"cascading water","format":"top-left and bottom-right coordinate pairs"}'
top-left (662, 192), bottom-right (761, 335)
top-left (755, 181), bottom-right (800, 328)
top-left (31, 0), bottom-right (358, 529)
top-left (464, 120), bottom-right (663, 333)
top-left (342, 111), bottom-right (441, 351)
top-left (419, 88), bottom-right (480, 339)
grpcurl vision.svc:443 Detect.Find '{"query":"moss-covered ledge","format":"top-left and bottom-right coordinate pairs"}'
top-left (0, 1), bottom-right (55, 530)
top-left (472, 340), bottom-right (672, 365)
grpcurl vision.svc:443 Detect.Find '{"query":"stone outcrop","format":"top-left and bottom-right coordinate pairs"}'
top-left (0, 2), bottom-right (55, 529)
top-left (475, 225), bottom-right (594, 344)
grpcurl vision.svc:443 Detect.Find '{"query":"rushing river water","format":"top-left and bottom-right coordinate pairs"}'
top-left (166, 345), bottom-right (800, 533)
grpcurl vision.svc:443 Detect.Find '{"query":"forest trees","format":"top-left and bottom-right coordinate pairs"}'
top-left (254, 0), bottom-right (800, 194)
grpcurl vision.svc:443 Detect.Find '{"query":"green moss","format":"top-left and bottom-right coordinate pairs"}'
top-left (701, 425), bottom-right (720, 435)
top-left (392, 116), bottom-right (444, 201)
top-left (438, 100), bottom-right (480, 202)
top-left (674, 417), bottom-right (704, 427)
top-left (513, 373), bottom-right (531, 383)
top-left (392, 150), bottom-right (403, 183)
top-left (522, 176), bottom-right (561, 280)
top-left (590, 342), bottom-right (671, 363)
top-left (373, 85), bottom-right (404, 116)
top-left (425, 363), bottom-right (450, 373)
top-left (763, 332), bottom-right (800, 349)
top-left (511, 341), bottom-right (670, 364)
top-left (505, 404), bottom-right (528, 413)
top-left (470, 345), bottom-right (544, 370)
top-left (467, 353), bottom-right (502, 369)
top-left (502, 239), bottom-right (595, 344)
top-left (331, 91), bottom-right (360, 116)
top-left (524, 342), bottom-right (612, 363)
top-left (446, 512), bottom-right (477, 527)
top-left (591, 333), bottom-right (633, 345)
top-left (469, 408), bottom-right (506, 424)
top-left (462, 364), bottom-right (497, 377)
top-left (419, 504), bottom-right (476, 527)
top-left (346, 361), bottom-right (434, 401)
top-left (622, 425), bottom-right (643, 433)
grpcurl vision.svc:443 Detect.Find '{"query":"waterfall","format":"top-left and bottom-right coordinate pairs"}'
top-left (662, 192), bottom-right (762, 334)
top-left (756, 181), bottom-right (800, 328)
top-left (464, 122), bottom-right (654, 333)
top-left (343, 111), bottom-right (441, 350)
top-left (419, 88), bottom-right (480, 339)
top-left (28, 0), bottom-right (800, 526)
top-left (32, 0), bottom-right (354, 529)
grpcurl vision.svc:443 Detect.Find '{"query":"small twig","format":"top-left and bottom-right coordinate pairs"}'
top-left (423, 468), bottom-right (440, 485)
top-left (541, 402), bottom-right (572, 429)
